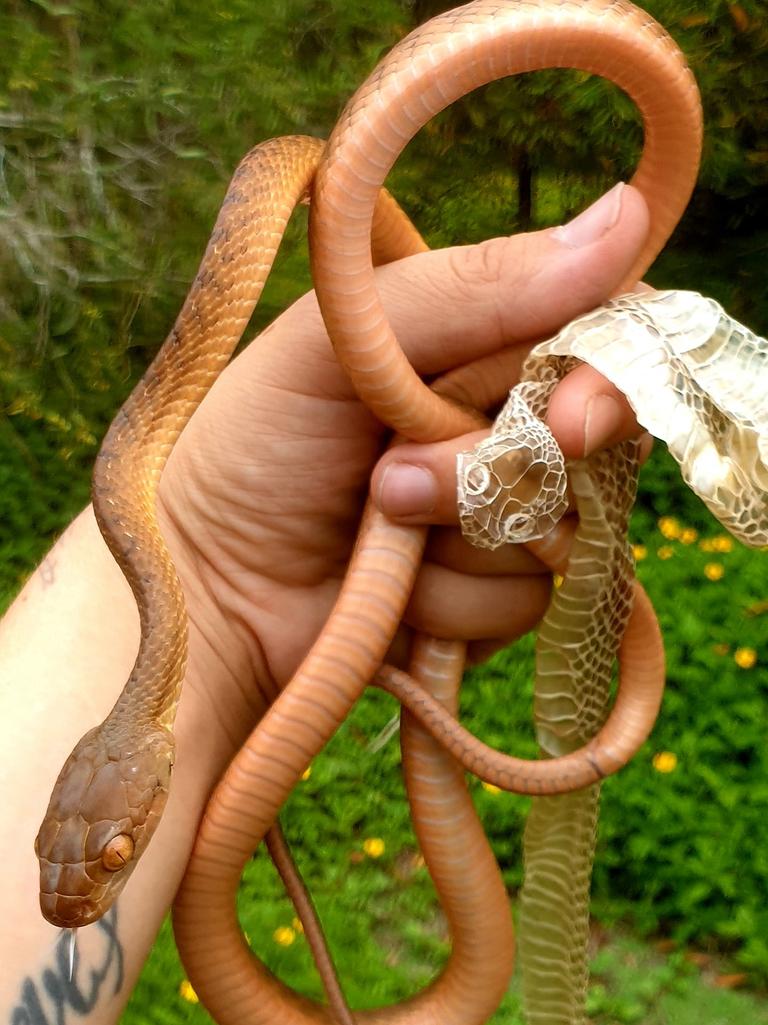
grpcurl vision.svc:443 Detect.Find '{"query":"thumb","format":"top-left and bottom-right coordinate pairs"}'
top-left (370, 181), bottom-right (649, 378)
top-left (371, 183), bottom-right (650, 522)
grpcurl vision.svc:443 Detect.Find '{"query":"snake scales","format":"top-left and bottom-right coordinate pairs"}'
top-left (32, 1), bottom-right (767, 1023)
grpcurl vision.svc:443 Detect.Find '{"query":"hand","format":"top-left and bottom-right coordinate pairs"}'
top-left (158, 180), bottom-right (651, 778)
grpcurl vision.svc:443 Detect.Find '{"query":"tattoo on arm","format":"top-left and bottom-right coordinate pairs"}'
top-left (10, 908), bottom-right (124, 1025)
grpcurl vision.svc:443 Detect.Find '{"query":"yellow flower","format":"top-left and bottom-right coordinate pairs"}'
top-left (657, 545), bottom-right (674, 560)
top-left (179, 980), bottom-right (199, 1003)
top-left (481, 781), bottom-right (501, 794)
top-left (702, 534), bottom-right (735, 553)
top-left (658, 516), bottom-right (681, 539)
top-left (292, 917), bottom-right (304, 934)
top-left (632, 544), bottom-right (647, 561)
top-left (734, 647), bottom-right (757, 669)
top-left (704, 563), bottom-right (725, 581)
top-left (301, 765), bottom-right (312, 781)
top-left (273, 926), bottom-right (296, 946)
top-left (363, 837), bottom-right (385, 858)
top-left (680, 527), bottom-right (698, 545)
top-left (652, 751), bottom-right (677, 773)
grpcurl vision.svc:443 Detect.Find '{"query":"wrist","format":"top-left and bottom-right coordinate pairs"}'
top-left (155, 479), bottom-right (277, 774)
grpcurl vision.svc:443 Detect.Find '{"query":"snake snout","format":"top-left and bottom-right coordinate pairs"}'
top-left (36, 722), bottom-right (174, 927)
top-left (39, 890), bottom-right (102, 929)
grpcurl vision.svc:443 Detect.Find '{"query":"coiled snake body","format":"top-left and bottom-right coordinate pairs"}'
top-left (34, 1), bottom-right (767, 1023)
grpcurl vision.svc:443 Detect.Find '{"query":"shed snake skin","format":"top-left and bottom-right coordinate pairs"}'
top-left (34, 1), bottom-right (767, 1023)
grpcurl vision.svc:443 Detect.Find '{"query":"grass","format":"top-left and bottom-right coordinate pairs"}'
top-left (126, 903), bottom-right (768, 1025)
top-left (586, 933), bottom-right (768, 1025)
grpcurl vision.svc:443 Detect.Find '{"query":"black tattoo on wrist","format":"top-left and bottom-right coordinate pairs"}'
top-left (9, 907), bottom-right (123, 1024)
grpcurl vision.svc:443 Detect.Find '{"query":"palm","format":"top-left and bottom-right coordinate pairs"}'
top-left (161, 292), bottom-right (396, 695)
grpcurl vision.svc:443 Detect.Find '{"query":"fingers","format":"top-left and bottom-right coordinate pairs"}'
top-left (404, 561), bottom-right (552, 641)
top-left (382, 518), bottom-right (578, 660)
top-left (374, 431), bottom-right (489, 524)
top-left (366, 183), bottom-right (652, 525)
top-left (425, 527), bottom-right (551, 576)
top-left (372, 413), bottom-right (652, 527)
top-left (547, 363), bottom-right (649, 461)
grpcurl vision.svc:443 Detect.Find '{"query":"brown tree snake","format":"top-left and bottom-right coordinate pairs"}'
top-left (33, 0), bottom-right (710, 1023)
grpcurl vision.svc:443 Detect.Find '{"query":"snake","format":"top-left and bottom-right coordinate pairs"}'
top-left (33, 1), bottom-right (768, 1023)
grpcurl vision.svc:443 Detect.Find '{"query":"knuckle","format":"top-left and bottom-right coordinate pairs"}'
top-left (443, 236), bottom-right (537, 341)
top-left (446, 237), bottom-right (509, 294)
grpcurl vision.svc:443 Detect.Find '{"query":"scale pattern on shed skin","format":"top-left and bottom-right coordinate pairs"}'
top-left (535, 291), bottom-right (768, 546)
top-left (521, 428), bottom-right (639, 1023)
top-left (456, 288), bottom-right (768, 1020)
top-left (458, 352), bottom-right (639, 1022)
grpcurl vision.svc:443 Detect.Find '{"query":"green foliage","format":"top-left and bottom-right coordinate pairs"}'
top-left (594, 509), bottom-right (768, 977)
top-left (586, 934), bottom-right (768, 1025)
top-left (2, 0), bottom-right (767, 372)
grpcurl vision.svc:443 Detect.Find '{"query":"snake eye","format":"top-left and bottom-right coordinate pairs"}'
top-left (102, 834), bottom-right (135, 871)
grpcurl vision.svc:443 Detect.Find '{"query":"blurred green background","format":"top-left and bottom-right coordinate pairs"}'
top-left (2, 0), bottom-right (768, 1022)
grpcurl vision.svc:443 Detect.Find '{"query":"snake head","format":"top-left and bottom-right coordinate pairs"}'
top-left (35, 721), bottom-right (174, 928)
top-left (457, 425), bottom-right (569, 551)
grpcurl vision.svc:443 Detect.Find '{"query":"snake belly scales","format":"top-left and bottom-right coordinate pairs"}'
top-left (32, 1), bottom-right (767, 1024)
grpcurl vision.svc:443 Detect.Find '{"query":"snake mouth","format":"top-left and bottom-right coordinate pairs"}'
top-left (39, 890), bottom-right (103, 930)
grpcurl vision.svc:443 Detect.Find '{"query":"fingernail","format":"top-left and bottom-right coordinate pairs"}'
top-left (553, 183), bottom-right (625, 248)
top-left (377, 463), bottom-right (437, 517)
top-left (583, 394), bottom-right (622, 455)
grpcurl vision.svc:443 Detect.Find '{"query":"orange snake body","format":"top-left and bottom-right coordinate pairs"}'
top-left (35, 1), bottom-right (703, 1022)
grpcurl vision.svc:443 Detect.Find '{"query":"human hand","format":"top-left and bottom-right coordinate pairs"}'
top-left (158, 180), bottom-right (651, 780)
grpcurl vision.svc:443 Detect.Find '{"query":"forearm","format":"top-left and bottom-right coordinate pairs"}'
top-left (0, 508), bottom-right (223, 1023)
